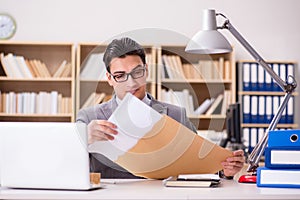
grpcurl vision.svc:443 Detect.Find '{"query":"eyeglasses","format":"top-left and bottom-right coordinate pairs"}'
top-left (109, 65), bottom-right (146, 83)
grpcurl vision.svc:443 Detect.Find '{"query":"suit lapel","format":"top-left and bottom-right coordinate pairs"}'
top-left (148, 94), bottom-right (168, 115)
top-left (101, 96), bottom-right (118, 119)
top-left (152, 103), bottom-right (168, 114)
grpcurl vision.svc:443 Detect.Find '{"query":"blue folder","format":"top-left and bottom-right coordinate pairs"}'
top-left (268, 129), bottom-right (300, 147)
top-left (257, 167), bottom-right (300, 188)
top-left (265, 146), bottom-right (300, 169)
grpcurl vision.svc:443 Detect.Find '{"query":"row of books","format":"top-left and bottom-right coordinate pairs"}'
top-left (194, 90), bottom-right (232, 116)
top-left (80, 52), bottom-right (154, 81)
top-left (197, 130), bottom-right (226, 145)
top-left (160, 89), bottom-right (194, 116)
top-left (242, 127), bottom-right (290, 153)
top-left (161, 55), bottom-right (231, 80)
top-left (160, 89), bottom-right (231, 116)
top-left (240, 61), bottom-right (295, 92)
top-left (80, 53), bottom-right (106, 80)
top-left (0, 91), bottom-right (72, 114)
top-left (242, 127), bottom-right (265, 153)
top-left (0, 53), bottom-right (71, 78)
top-left (257, 129), bottom-right (300, 188)
top-left (81, 92), bottom-right (111, 108)
top-left (242, 95), bottom-right (294, 124)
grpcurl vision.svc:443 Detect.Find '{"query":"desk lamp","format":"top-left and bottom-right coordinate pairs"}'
top-left (185, 9), bottom-right (297, 183)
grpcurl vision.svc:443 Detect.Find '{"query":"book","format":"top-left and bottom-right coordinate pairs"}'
top-left (34, 59), bottom-right (51, 78)
top-left (257, 167), bottom-right (300, 188)
top-left (162, 54), bottom-right (174, 79)
top-left (15, 56), bottom-right (33, 78)
top-left (80, 53), bottom-right (106, 80)
top-left (52, 60), bottom-right (67, 77)
top-left (24, 59), bottom-right (37, 77)
top-left (205, 93), bottom-right (224, 115)
top-left (81, 92), bottom-right (106, 108)
top-left (0, 53), bottom-right (14, 77)
top-left (220, 90), bottom-right (231, 115)
top-left (182, 63), bottom-right (191, 79)
top-left (194, 98), bottom-right (215, 115)
top-left (265, 146), bottom-right (300, 169)
top-left (60, 63), bottom-right (72, 77)
top-left (38, 60), bottom-right (52, 77)
top-left (27, 59), bottom-right (41, 77)
top-left (4, 53), bottom-right (23, 78)
top-left (163, 174), bottom-right (220, 188)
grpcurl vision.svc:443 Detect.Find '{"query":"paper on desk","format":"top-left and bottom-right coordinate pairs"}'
top-left (88, 93), bottom-right (233, 179)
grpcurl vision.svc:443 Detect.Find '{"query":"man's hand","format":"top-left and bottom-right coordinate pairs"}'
top-left (87, 120), bottom-right (118, 144)
top-left (221, 149), bottom-right (245, 177)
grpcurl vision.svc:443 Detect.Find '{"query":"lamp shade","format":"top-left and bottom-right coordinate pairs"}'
top-left (185, 9), bottom-right (232, 54)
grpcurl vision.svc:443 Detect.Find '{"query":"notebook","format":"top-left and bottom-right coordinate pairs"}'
top-left (0, 122), bottom-right (101, 190)
top-left (163, 174), bottom-right (221, 188)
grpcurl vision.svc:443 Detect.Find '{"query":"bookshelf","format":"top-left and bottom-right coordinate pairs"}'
top-left (237, 60), bottom-right (298, 152)
top-left (157, 45), bottom-right (236, 131)
top-left (76, 43), bottom-right (157, 116)
top-left (0, 41), bottom-right (75, 122)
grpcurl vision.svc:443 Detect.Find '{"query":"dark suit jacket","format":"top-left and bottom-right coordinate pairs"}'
top-left (76, 93), bottom-right (197, 178)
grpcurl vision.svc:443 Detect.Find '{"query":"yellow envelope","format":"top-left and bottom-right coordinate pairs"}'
top-left (116, 114), bottom-right (232, 179)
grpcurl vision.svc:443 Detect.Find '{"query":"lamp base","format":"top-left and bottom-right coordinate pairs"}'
top-left (238, 174), bottom-right (257, 183)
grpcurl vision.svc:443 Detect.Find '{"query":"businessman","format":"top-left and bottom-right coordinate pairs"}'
top-left (76, 37), bottom-right (245, 178)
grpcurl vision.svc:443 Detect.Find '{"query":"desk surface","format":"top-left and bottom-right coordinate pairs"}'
top-left (1, 179), bottom-right (300, 200)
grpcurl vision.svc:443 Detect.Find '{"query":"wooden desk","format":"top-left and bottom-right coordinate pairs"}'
top-left (1, 179), bottom-right (300, 200)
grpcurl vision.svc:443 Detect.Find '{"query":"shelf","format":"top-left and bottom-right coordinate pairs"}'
top-left (161, 79), bottom-right (233, 84)
top-left (242, 123), bottom-right (298, 129)
top-left (189, 114), bottom-right (226, 119)
top-left (237, 60), bottom-right (298, 153)
top-left (0, 113), bottom-right (73, 122)
top-left (0, 41), bottom-right (76, 122)
top-left (0, 113), bottom-right (73, 117)
top-left (239, 91), bottom-right (298, 96)
top-left (0, 77), bottom-right (72, 81)
top-left (157, 45), bottom-right (236, 131)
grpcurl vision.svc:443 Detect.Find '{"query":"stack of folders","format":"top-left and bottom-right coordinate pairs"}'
top-left (257, 129), bottom-right (300, 188)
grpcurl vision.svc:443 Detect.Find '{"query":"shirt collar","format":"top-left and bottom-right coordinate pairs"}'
top-left (116, 93), bottom-right (150, 106)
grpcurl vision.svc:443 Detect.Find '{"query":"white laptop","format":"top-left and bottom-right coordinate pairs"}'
top-left (0, 122), bottom-right (101, 190)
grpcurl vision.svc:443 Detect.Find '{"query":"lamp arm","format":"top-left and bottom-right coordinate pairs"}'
top-left (224, 21), bottom-right (287, 90)
top-left (247, 92), bottom-right (293, 172)
top-left (219, 18), bottom-right (297, 172)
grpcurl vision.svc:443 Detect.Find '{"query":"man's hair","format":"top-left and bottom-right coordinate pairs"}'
top-left (103, 37), bottom-right (146, 73)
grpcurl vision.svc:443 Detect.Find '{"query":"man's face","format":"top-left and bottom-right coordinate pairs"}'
top-left (106, 55), bottom-right (148, 100)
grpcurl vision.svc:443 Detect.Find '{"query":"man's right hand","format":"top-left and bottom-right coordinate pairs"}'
top-left (87, 120), bottom-right (118, 144)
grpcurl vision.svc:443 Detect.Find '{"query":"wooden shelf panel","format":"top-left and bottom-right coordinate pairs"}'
top-left (162, 79), bottom-right (233, 83)
top-left (242, 123), bottom-right (298, 128)
top-left (188, 114), bottom-right (226, 119)
top-left (239, 91), bottom-right (298, 96)
top-left (0, 113), bottom-right (73, 122)
top-left (190, 117), bottom-right (226, 132)
top-left (0, 77), bottom-right (72, 81)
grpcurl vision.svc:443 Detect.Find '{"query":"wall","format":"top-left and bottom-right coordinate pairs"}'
top-left (1, 0), bottom-right (300, 123)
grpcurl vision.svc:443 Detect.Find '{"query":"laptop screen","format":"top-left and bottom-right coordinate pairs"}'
top-left (0, 122), bottom-right (93, 190)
